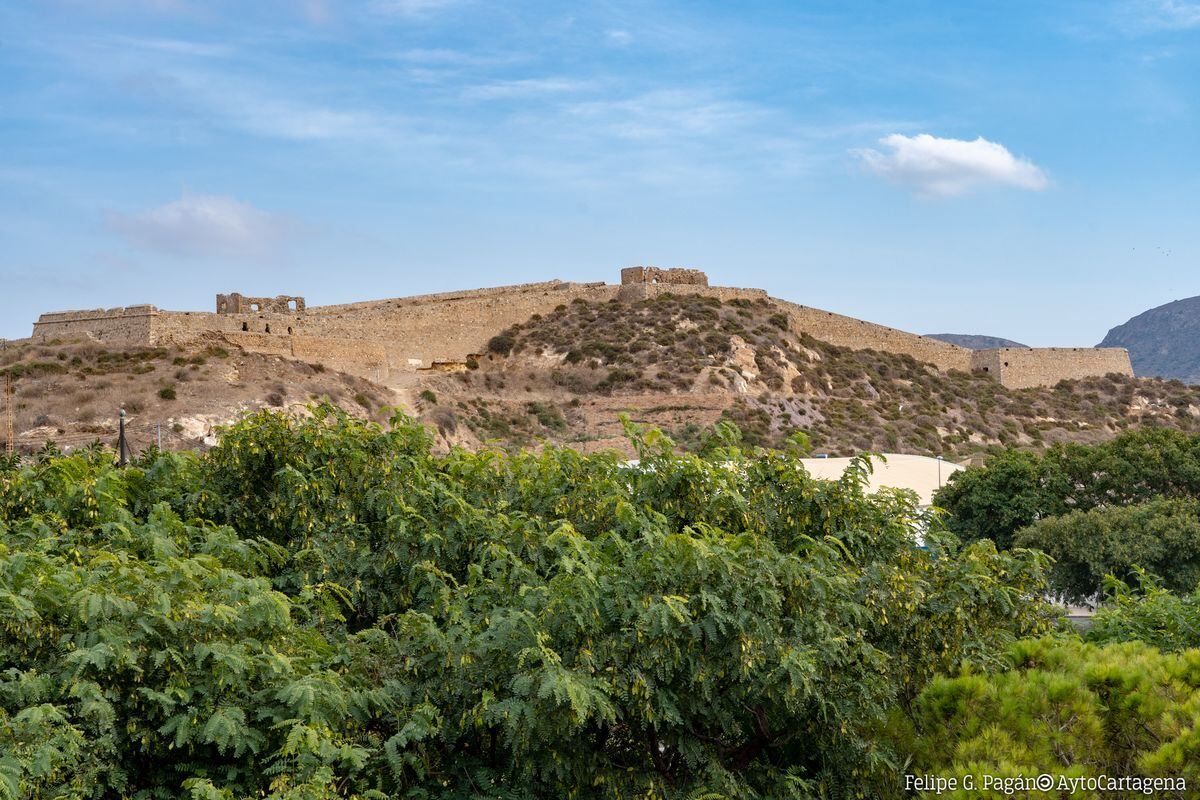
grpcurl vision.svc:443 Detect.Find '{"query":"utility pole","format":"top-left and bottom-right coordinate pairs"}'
top-left (116, 408), bottom-right (130, 466)
top-left (4, 372), bottom-right (13, 456)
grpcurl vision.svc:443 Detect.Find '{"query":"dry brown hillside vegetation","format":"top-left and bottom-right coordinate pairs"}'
top-left (0, 339), bottom-right (395, 453)
top-left (415, 293), bottom-right (1200, 459)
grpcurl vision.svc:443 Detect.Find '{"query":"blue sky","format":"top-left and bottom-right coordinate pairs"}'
top-left (2, 0), bottom-right (1198, 345)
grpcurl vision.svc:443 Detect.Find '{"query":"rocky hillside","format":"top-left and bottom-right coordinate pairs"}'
top-left (0, 339), bottom-right (395, 454)
top-left (413, 293), bottom-right (1200, 459)
top-left (924, 333), bottom-right (1029, 349)
top-left (1099, 295), bottom-right (1200, 384)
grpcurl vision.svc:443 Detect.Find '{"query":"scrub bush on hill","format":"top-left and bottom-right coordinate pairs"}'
top-left (0, 405), bottom-right (1054, 800)
top-left (893, 636), bottom-right (1200, 797)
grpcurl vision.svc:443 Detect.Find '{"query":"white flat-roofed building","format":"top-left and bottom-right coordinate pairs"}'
top-left (799, 453), bottom-right (965, 506)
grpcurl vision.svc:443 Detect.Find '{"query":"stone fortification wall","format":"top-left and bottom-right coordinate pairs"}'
top-left (299, 280), bottom-right (620, 372)
top-left (24, 269), bottom-right (1133, 392)
top-left (970, 347), bottom-right (1133, 390)
top-left (149, 280), bottom-right (622, 385)
top-left (617, 282), bottom-right (768, 303)
top-left (32, 306), bottom-right (158, 344)
top-left (774, 300), bottom-right (974, 373)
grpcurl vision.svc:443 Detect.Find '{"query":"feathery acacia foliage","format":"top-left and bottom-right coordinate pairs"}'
top-left (1, 405), bottom-right (1054, 799)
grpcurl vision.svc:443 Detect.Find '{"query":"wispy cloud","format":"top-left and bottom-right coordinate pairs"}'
top-left (299, 0), bottom-right (330, 24)
top-left (605, 29), bottom-right (633, 46)
top-left (566, 89), bottom-right (763, 141)
top-left (105, 192), bottom-right (294, 257)
top-left (372, 0), bottom-right (460, 18)
top-left (463, 77), bottom-right (592, 101)
top-left (112, 36), bottom-right (232, 57)
top-left (853, 134), bottom-right (1049, 197)
top-left (1126, 0), bottom-right (1200, 30)
top-left (392, 47), bottom-right (495, 64)
top-left (154, 68), bottom-right (400, 141)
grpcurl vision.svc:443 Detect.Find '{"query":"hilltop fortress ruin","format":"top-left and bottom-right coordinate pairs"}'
top-left (29, 268), bottom-right (1133, 391)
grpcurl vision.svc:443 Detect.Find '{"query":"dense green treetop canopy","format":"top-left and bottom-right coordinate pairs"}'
top-left (1013, 498), bottom-right (1200, 604)
top-left (1, 407), bottom-right (1054, 799)
top-left (896, 636), bottom-right (1200, 793)
top-left (934, 427), bottom-right (1200, 550)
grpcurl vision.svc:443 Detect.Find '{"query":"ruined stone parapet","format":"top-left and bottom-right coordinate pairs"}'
top-left (620, 266), bottom-right (708, 286)
top-left (216, 293), bottom-right (305, 314)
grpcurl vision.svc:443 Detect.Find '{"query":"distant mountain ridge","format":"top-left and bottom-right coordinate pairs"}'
top-left (1099, 295), bottom-right (1200, 384)
top-left (925, 333), bottom-right (1029, 350)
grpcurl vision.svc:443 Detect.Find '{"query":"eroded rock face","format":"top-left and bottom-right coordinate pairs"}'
top-left (727, 336), bottom-right (759, 385)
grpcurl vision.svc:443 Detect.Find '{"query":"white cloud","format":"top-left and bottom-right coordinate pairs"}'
top-left (105, 193), bottom-right (293, 257)
top-left (853, 133), bottom-right (1049, 197)
top-left (605, 29), bottom-right (633, 46)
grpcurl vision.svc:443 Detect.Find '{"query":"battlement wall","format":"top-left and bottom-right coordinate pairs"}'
top-left (774, 300), bottom-right (974, 373)
top-left (25, 269), bottom-right (1134, 392)
top-left (32, 305), bottom-right (158, 344)
top-left (297, 281), bottom-right (620, 370)
top-left (970, 347), bottom-right (1134, 389)
top-left (148, 281), bottom-right (622, 384)
top-left (309, 279), bottom-right (603, 315)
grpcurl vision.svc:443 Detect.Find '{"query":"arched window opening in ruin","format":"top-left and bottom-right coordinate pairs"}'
top-left (1004, 361), bottom-right (1009, 367)
top-left (287, 326), bottom-right (293, 334)
top-left (265, 323), bottom-right (271, 334)
top-left (250, 303), bottom-right (260, 312)
top-left (242, 322), bottom-right (248, 331)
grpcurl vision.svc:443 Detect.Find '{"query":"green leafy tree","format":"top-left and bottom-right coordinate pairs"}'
top-left (0, 455), bottom-right (382, 799)
top-left (1, 405), bottom-right (1056, 799)
top-left (932, 449), bottom-right (1049, 549)
top-left (1013, 498), bottom-right (1200, 603)
top-left (935, 428), bottom-right (1200, 549)
top-left (1088, 569), bottom-right (1200, 652)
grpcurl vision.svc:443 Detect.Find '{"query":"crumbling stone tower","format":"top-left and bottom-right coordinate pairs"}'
top-left (620, 266), bottom-right (709, 286)
top-left (215, 293), bottom-right (306, 314)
